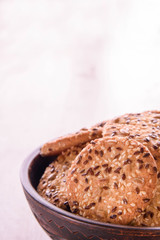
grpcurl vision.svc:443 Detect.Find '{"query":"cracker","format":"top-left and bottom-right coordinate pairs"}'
top-left (108, 110), bottom-right (160, 129)
top-left (103, 123), bottom-right (160, 226)
top-left (103, 124), bottom-right (160, 166)
top-left (40, 127), bottom-right (102, 156)
top-left (66, 137), bottom-right (157, 225)
top-left (37, 144), bottom-right (87, 210)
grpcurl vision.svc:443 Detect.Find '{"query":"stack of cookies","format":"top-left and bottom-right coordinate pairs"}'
top-left (37, 110), bottom-right (160, 227)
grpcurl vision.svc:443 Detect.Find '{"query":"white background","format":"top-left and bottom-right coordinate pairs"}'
top-left (1, 0), bottom-right (160, 239)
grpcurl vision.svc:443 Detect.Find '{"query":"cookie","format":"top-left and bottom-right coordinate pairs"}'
top-left (92, 120), bottom-right (108, 128)
top-left (103, 123), bottom-right (160, 226)
top-left (37, 144), bottom-right (87, 210)
top-left (103, 124), bottom-right (160, 167)
top-left (66, 137), bottom-right (157, 225)
top-left (132, 187), bottom-right (160, 227)
top-left (40, 127), bottom-right (102, 156)
top-left (108, 111), bottom-right (160, 130)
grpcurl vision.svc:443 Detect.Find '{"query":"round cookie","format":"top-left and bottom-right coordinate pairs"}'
top-left (37, 143), bottom-right (87, 210)
top-left (40, 127), bottom-right (102, 156)
top-left (103, 124), bottom-right (160, 226)
top-left (108, 110), bottom-right (160, 130)
top-left (103, 124), bottom-right (160, 167)
top-left (66, 137), bottom-right (157, 225)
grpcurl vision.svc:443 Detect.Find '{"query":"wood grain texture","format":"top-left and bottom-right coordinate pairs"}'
top-left (1, 0), bottom-right (160, 239)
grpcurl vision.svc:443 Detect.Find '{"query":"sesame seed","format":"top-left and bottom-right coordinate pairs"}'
top-left (153, 145), bottom-right (158, 150)
top-left (116, 147), bottom-right (122, 151)
top-left (127, 192), bottom-right (132, 195)
top-left (74, 178), bottom-right (78, 183)
top-left (110, 214), bottom-right (117, 219)
top-left (112, 207), bottom-right (117, 212)
top-left (88, 148), bottom-right (92, 153)
top-left (85, 178), bottom-right (88, 183)
top-left (137, 159), bottom-right (144, 164)
top-left (114, 182), bottom-right (118, 189)
top-left (153, 166), bottom-right (157, 173)
top-left (76, 155), bottom-right (82, 164)
top-left (134, 151), bottom-right (140, 155)
top-left (114, 167), bottom-right (122, 174)
top-left (123, 198), bottom-right (128, 204)
top-left (100, 150), bottom-right (104, 157)
top-left (102, 164), bottom-right (108, 168)
top-left (130, 203), bottom-right (135, 207)
top-left (94, 165), bottom-right (100, 170)
top-left (85, 202), bottom-right (96, 209)
top-left (81, 172), bottom-right (87, 176)
top-left (95, 171), bottom-right (100, 177)
top-left (108, 147), bottom-right (111, 152)
top-left (121, 186), bottom-right (124, 191)
top-left (94, 150), bottom-right (99, 155)
top-left (144, 137), bottom-right (150, 142)
top-left (98, 197), bottom-right (102, 202)
top-left (83, 160), bottom-right (89, 165)
top-left (103, 186), bottom-right (109, 190)
top-left (139, 164), bottom-right (143, 170)
top-left (143, 153), bottom-right (150, 158)
top-left (71, 168), bottom-right (77, 175)
top-left (135, 187), bottom-right (140, 194)
top-left (118, 211), bottom-right (122, 215)
top-left (136, 208), bottom-right (142, 213)
top-left (87, 168), bottom-right (94, 175)
top-left (124, 159), bottom-right (132, 165)
top-left (143, 198), bottom-right (150, 203)
top-left (73, 201), bottom-right (79, 206)
top-left (84, 186), bottom-right (89, 192)
top-left (108, 167), bottom-right (112, 173)
top-left (90, 140), bottom-right (96, 145)
top-left (127, 208), bottom-right (132, 213)
top-left (140, 191), bottom-right (146, 195)
top-left (122, 173), bottom-right (126, 180)
top-left (88, 155), bottom-right (92, 160)
top-left (114, 154), bottom-right (120, 159)
top-left (145, 164), bottom-right (149, 169)
top-left (157, 206), bottom-right (160, 211)
top-left (112, 176), bottom-right (117, 180)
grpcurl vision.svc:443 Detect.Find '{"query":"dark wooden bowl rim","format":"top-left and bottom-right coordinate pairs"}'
top-left (20, 146), bottom-right (160, 232)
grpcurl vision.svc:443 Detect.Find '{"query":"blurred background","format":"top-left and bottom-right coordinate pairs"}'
top-left (1, 0), bottom-right (160, 239)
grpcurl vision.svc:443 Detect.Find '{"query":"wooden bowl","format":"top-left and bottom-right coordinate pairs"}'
top-left (20, 147), bottom-right (160, 240)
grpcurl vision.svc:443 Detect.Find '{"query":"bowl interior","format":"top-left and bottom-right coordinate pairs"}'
top-left (28, 153), bottom-right (56, 190)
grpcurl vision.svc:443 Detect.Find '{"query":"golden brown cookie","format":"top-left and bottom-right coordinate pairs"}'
top-left (103, 123), bottom-right (160, 226)
top-left (108, 110), bottom-right (160, 129)
top-left (40, 127), bottom-right (102, 156)
top-left (103, 124), bottom-right (160, 166)
top-left (67, 137), bottom-right (157, 225)
top-left (37, 144), bottom-right (87, 210)
top-left (132, 187), bottom-right (160, 227)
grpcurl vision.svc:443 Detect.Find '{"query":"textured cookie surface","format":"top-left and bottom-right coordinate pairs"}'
top-left (103, 124), bottom-right (160, 167)
top-left (103, 123), bottom-right (160, 226)
top-left (67, 137), bottom-right (157, 225)
top-left (133, 186), bottom-right (160, 227)
top-left (40, 127), bottom-right (102, 156)
top-left (108, 111), bottom-right (160, 130)
top-left (37, 144), bottom-right (87, 210)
